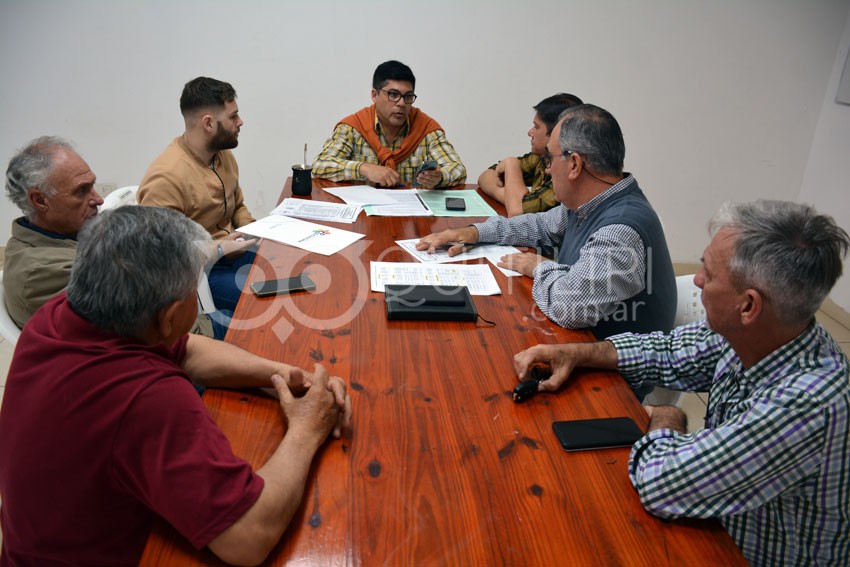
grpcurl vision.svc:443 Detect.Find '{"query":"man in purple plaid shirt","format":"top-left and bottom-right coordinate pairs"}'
top-left (513, 200), bottom-right (850, 566)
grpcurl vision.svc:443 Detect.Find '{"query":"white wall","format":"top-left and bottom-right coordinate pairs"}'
top-left (1, 0), bottom-right (848, 298)
top-left (800, 6), bottom-right (850, 311)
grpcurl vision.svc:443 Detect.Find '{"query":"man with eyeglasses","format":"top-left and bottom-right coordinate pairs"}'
top-left (418, 104), bottom-right (676, 346)
top-left (312, 60), bottom-right (466, 189)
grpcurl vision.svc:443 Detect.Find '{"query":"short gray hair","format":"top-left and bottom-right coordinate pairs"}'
top-left (5, 136), bottom-right (75, 218)
top-left (709, 200), bottom-right (850, 325)
top-left (558, 104), bottom-right (625, 176)
top-left (67, 206), bottom-right (211, 338)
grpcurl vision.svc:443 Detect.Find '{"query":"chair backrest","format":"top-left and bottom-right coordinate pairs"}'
top-left (675, 274), bottom-right (706, 326)
top-left (197, 270), bottom-right (217, 314)
top-left (0, 270), bottom-right (22, 346)
top-left (100, 185), bottom-right (139, 210)
top-left (95, 185), bottom-right (217, 314)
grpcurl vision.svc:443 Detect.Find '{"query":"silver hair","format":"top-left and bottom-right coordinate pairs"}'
top-left (557, 104), bottom-right (625, 176)
top-left (709, 200), bottom-right (850, 325)
top-left (5, 136), bottom-right (75, 218)
top-left (67, 206), bottom-right (211, 338)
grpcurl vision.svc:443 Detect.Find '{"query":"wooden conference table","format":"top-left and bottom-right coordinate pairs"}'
top-left (142, 180), bottom-right (745, 566)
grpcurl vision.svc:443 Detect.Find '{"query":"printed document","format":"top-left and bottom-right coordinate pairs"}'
top-left (271, 199), bottom-right (362, 223)
top-left (370, 262), bottom-right (502, 295)
top-left (365, 190), bottom-right (433, 216)
top-left (324, 185), bottom-right (398, 206)
top-left (238, 215), bottom-right (364, 256)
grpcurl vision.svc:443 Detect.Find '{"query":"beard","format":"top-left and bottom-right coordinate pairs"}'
top-left (209, 120), bottom-right (239, 152)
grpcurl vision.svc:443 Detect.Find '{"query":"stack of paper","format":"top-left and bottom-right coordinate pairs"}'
top-left (324, 186), bottom-right (431, 216)
top-left (271, 199), bottom-right (362, 223)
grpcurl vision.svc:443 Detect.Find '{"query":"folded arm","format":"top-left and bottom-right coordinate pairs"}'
top-left (208, 369), bottom-right (349, 565)
top-left (478, 158), bottom-right (527, 217)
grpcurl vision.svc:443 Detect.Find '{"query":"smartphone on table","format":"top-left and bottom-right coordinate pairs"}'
top-left (250, 274), bottom-right (316, 298)
top-left (552, 417), bottom-right (644, 451)
top-left (445, 197), bottom-right (466, 211)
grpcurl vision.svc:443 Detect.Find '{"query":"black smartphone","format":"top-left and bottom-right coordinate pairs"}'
top-left (250, 274), bottom-right (317, 298)
top-left (445, 197), bottom-right (466, 211)
top-left (416, 160), bottom-right (438, 175)
top-left (552, 417), bottom-right (644, 451)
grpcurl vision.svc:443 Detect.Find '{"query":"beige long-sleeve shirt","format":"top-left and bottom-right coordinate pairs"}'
top-left (139, 136), bottom-right (255, 239)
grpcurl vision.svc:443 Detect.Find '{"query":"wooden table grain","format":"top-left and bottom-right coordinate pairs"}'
top-left (141, 180), bottom-right (745, 566)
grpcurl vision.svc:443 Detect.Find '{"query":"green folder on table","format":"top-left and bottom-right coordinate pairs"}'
top-left (416, 189), bottom-right (498, 217)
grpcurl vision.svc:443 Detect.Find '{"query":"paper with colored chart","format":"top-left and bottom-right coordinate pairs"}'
top-left (238, 215), bottom-right (364, 256)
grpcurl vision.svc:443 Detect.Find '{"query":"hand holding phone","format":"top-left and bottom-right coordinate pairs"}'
top-left (416, 160), bottom-right (438, 176)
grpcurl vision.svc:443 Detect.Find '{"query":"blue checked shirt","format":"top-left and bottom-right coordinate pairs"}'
top-left (610, 321), bottom-right (850, 565)
top-left (473, 175), bottom-right (645, 329)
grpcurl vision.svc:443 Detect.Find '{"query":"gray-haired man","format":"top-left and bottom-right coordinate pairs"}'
top-left (419, 104), bottom-right (676, 341)
top-left (3, 136), bottom-right (102, 328)
top-left (0, 206), bottom-right (352, 566)
top-left (513, 200), bottom-right (850, 565)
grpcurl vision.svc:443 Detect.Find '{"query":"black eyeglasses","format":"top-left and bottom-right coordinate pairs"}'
top-left (541, 150), bottom-right (574, 169)
top-left (380, 89), bottom-right (417, 104)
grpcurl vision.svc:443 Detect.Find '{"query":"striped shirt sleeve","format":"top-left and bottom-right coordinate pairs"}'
top-left (627, 382), bottom-right (827, 521)
top-left (312, 124), bottom-right (364, 182)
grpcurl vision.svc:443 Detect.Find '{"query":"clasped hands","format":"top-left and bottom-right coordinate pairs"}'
top-left (271, 363), bottom-right (353, 440)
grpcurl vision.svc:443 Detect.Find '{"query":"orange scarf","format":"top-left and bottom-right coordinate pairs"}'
top-left (339, 105), bottom-right (442, 170)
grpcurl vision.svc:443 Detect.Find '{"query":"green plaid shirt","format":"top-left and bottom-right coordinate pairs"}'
top-left (312, 119), bottom-right (466, 187)
top-left (611, 321), bottom-right (850, 565)
top-left (488, 152), bottom-right (557, 213)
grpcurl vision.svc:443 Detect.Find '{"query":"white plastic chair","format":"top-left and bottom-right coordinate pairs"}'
top-left (198, 271), bottom-right (217, 314)
top-left (97, 186), bottom-right (217, 312)
top-left (99, 185), bottom-right (139, 210)
top-left (644, 274), bottom-right (706, 406)
top-left (674, 274), bottom-right (706, 326)
top-left (0, 271), bottom-right (22, 347)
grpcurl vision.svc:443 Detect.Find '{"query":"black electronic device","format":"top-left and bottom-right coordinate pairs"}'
top-left (512, 366), bottom-right (552, 402)
top-left (250, 274), bottom-right (317, 298)
top-left (512, 380), bottom-right (539, 403)
top-left (416, 160), bottom-right (438, 175)
top-left (445, 197), bottom-right (466, 211)
top-left (385, 284), bottom-right (477, 321)
top-left (552, 417), bottom-right (644, 452)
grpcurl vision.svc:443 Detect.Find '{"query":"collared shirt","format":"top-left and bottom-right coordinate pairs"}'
top-left (611, 321), bottom-right (850, 565)
top-left (312, 118), bottom-right (466, 187)
top-left (3, 218), bottom-right (78, 328)
top-left (17, 217), bottom-right (76, 241)
top-left (488, 152), bottom-right (557, 213)
top-left (473, 175), bottom-right (645, 329)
